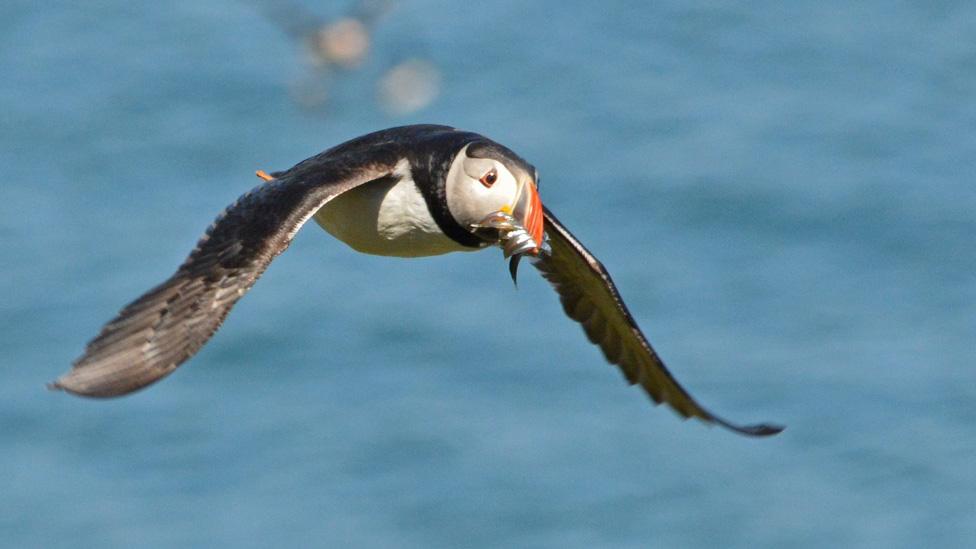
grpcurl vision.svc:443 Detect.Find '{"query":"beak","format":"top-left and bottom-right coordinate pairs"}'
top-left (511, 179), bottom-right (544, 255)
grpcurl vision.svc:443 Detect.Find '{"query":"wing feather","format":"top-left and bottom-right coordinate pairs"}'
top-left (533, 207), bottom-right (783, 437)
top-left (51, 157), bottom-right (399, 397)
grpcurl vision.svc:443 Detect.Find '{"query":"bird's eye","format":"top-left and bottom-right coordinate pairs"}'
top-left (479, 168), bottom-right (498, 188)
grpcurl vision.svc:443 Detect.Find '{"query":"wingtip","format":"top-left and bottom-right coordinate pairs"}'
top-left (712, 416), bottom-right (785, 437)
top-left (47, 373), bottom-right (86, 396)
top-left (46, 368), bottom-right (123, 399)
top-left (736, 422), bottom-right (785, 437)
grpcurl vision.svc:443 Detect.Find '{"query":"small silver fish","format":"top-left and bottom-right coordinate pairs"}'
top-left (471, 210), bottom-right (550, 285)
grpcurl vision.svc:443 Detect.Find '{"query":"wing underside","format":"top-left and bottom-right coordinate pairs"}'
top-left (532, 207), bottom-right (782, 437)
top-left (52, 156), bottom-right (399, 397)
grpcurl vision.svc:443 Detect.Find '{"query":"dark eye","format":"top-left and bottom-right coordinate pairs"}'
top-left (479, 168), bottom-right (498, 188)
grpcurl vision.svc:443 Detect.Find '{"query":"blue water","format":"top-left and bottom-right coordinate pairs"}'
top-left (2, 1), bottom-right (974, 547)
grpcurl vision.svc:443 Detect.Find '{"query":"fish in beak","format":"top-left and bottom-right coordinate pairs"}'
top-left (501, 178), bottom-right (545, 285)
top-left (470, 178), bottom-right (546, 285)
top-left (511, 178), bottom-right (544, 256)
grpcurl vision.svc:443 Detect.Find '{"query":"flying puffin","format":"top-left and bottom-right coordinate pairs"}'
top-left (51, 125), bottom-right (782, 437)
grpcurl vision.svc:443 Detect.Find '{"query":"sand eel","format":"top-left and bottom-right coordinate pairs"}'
top-left (51, 125), bottom-right (783, 437)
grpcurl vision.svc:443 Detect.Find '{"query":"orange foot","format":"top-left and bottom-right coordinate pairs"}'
top-left (255, 170), bottom-right (274, 182)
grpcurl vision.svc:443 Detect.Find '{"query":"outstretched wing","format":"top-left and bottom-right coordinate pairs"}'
top-left (532, 207), bottom-right (783, 437)
top-left (51, 157), bottom-right (400, 398)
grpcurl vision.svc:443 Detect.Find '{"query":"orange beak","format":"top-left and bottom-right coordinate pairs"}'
top-left (511, 179), bottom-right (544, 255)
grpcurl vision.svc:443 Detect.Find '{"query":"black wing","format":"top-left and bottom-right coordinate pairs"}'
top-left (532, 207), bottom-right (783, 437)
top-left (51, 157), bottom-right (399, 397)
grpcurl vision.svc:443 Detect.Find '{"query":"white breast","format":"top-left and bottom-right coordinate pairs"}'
top-left (313, 160), bottom-right (472, 257)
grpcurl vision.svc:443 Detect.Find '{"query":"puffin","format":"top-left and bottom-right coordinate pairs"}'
top-left (51, 125), bottom-right (782, 437)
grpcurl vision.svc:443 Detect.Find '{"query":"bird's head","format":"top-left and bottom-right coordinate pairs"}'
top-left (445, 140), bottom-right (544, 256)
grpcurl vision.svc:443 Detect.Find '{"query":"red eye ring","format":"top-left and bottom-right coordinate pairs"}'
top-left (479, 168), bottom-right (498, 188)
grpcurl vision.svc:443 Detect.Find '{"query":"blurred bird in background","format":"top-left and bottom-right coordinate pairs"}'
top-left (252, 0), bottom-right (442, 115)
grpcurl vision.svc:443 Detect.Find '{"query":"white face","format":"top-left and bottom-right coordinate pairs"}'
top-left (445, 144), bottom-right (521, 229)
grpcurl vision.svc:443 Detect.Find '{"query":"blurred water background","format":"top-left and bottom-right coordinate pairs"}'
top-left (2, 1), bottom-right (974, 547)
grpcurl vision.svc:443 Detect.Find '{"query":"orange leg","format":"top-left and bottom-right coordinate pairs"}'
top-left (255, 170), bottom-right (274, 182)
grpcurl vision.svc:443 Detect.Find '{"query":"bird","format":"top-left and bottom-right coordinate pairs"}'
top-left (50, 125), bottom-right (783, 437)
